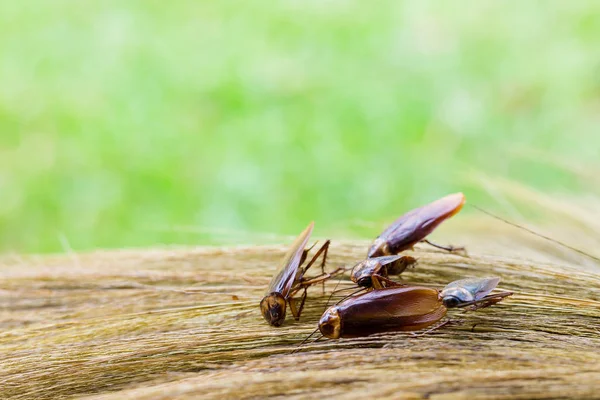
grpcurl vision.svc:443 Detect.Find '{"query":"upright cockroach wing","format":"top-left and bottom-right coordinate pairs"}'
top-left (368, 192), bottom-right (466, 258)
top-left (260, 222), bottom-right (334, 327)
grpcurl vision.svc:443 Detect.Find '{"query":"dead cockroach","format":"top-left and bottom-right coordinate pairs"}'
top-left (317, 276), bottom-right (511, 339)
top-left (260, 222), bottom-right (340, 327)
top-left (346, 193), bottom-right (467, 290)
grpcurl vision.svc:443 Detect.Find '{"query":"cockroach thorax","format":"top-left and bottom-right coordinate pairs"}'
top-left (319, 307), bottom-right (342, 339)
top-left (260, 292), bottom-right (287, 327)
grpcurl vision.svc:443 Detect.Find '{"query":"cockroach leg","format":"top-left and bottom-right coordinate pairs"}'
top-left (288, 296), bottom-right (298, 319)
top-left (468, 298), bottom-right (501, 311)
top-left (371, 275), bottom-right (385, 290)
top-left (410, 319), bottom-right (452, 337)
top-left (319, 240), bottom-right (330, 294)
top-left (371, 274), bottom-right (404, 290)
top-left (296, 288), bottom-right (309, 321)
top-left (300, 240), bottom-right (330, 277)
top-left (287, 267), bottom-right (344, 321)
top-left (300, 241), bottom-right (319, 266)
top-left (457, 291), bottom-right (513, 312)
top-left (297, 266), bottom-right (344, 288)
top-left (421, 239), bottom-right (465, 254)
top-left (410, 318), bottom-right (464, 337)
top-left (472, 291), bottom-right (513, 310)
top-left (288, 287), bottom-right (308, 321)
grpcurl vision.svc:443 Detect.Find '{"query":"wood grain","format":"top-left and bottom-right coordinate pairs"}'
top-left (1, 230), bottom-right (600, 399)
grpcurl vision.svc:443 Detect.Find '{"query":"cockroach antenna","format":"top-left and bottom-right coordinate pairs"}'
top-left (324, 272), bottom-right (350, 309)
top-left (334, 287), bottom-right (368, 305)
top-left (470, 204), bottom-right (600, 264)
top-left (325, 285), bottom-right (366, 302)
top-left (291, 327), bottom-right (320, 354)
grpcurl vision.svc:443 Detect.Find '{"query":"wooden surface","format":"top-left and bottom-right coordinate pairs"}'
top-left (2, 227), bottom-right (600, 399)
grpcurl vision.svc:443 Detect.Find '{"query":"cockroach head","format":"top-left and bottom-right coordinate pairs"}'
top-left (441, 295), bottom-right (462, 308)
top-left (260, 292), bottom-right (287, 327)
top-left (367, 237), bottom-right (389, 258)
top-left (319, 307), bottom-right (342, 339)
top-left (350, 261), bottom-right (373, 288)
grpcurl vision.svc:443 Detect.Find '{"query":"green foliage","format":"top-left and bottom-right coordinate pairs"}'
top-left (1, 1), bottom-right (599, 253)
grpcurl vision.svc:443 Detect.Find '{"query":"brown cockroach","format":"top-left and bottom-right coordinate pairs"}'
top-left (348, 255), bottom-right (411, 290)
top-left (347, 193), bottom-right (466, 290)
top-left (349, 198), bottom-right (600, 291)
top-left (260, 222), bottom-right (341, 327)
top-left (317, 277), bottom-right (511, 339)
top-left (368, 192), bottom-right (466, 258)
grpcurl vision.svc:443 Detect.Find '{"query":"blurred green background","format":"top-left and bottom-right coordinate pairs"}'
top-left (1, 1), bottom-right (599, 254)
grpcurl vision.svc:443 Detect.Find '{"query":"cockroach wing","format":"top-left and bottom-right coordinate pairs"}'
top-left (266, 222), bottom-right (314, 297)
top-left (371, 193), bottom-right (465, 256)
top-left (341, 286), bottom-right (441, 316)
top-left (374, 255), bottom-right (404, 266)
top-left (337, 286), bottom-right (446, 337)
top-left (442, 277), bottom-right (500, 301)
top-left (350, 255), bottom-right (405, 285)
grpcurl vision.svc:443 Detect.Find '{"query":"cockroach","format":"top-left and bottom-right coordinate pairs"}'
top-left (318, 285), bottom-right (446, 339)
top-left (344, 193), bottom-right (467, 291)
top-left (349, 255), bottom-right (411, 290)
top-left (440, 276), bottom-right (513, 311)
top-left (260, 222), bottom-right (340, 327)
top-left (368, 192), bottom-right (466, 258)
top-left (317, 277), bottom-right (511, 339)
